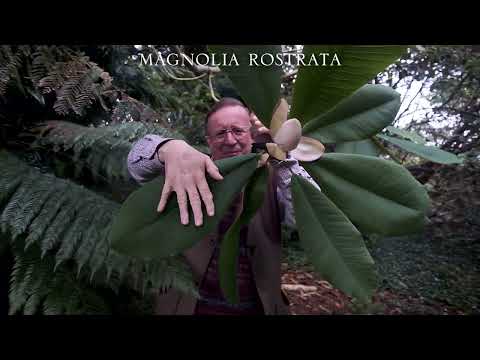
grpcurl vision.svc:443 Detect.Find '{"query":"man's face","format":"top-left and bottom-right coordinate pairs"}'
top-left (206, 105), bottom-right (253, 160)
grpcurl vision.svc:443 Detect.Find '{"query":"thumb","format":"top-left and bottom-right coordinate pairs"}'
top-left (205, 158), bottom-right (224, 181)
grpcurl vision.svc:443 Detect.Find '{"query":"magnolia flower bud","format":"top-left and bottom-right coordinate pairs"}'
top-left (273, 118), bottom-right (302, 152)
top-left (266, 143), bottom-right (287, 161)
top-left (289, 136), bottom-right (325, 162)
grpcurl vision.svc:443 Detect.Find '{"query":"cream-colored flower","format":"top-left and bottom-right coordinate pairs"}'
top-left (263, 98), bottom-right (325, 163)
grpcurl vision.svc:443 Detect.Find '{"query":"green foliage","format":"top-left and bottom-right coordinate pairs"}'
top-left (302, 153), bottom-right (430, 236)
top-left (377, 46), bottom-right (480, 154)
top-left (110, 46), bottom-right (214, 146)
top-left (290, 45), bottom-right (406, 124)
top-left (0, 45), bottom-right (29, 96)
top-left (4, 44), bottom-right (473, 314)
top-left (9, 243), bottom-right (111, 315)
top-left (39, 56), bottom-right (112, 116)
top-left (1, 151), bottom-right (118, 275)
top-left (32, 120), bottom-right (183, 184)
top-left (335, 139), bottom-right (382, 157)
top-left (109, 153), bottom-right (259, 259)
top-left (219, 166), bottom-right (268, 304)
top-left (291, 175), bottom-right (377, 303)
top-left (0, 45), bottom-right (112, 117)
top-left (208, 45), bottom-right (282, 126)
top-left (377, 134), bottom-right (464, 165)
top-left (385, 126), bottom-right (426, 145)
top-left (302, 84), bottom-right (401, 143)
top-left (0, 150), bottom-right (197, 308)
top-left (200, 44), bottom-right (430, 303)
top-left (1, 44), bottom-right (219, 315)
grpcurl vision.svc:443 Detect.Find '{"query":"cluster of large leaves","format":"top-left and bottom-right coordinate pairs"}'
top-left (110, 153), bottom-right (260, 258)
top-left (110, 45), bottom-right (434, 303)
top-left (205, 45), bottom-right (432, 302)
top-left (337, 125), bottom-right (463, 164)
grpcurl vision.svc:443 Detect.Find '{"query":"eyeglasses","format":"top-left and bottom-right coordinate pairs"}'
top-left (208, 126), bottom-right (251, 141)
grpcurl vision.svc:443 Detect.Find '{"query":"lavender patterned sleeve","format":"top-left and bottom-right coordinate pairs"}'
top-left (126, 134), bottom-right (173, 184)
top-left (273, 156), bottom-right (321, 228)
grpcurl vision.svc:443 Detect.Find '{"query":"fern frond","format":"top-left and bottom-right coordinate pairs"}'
top-left (39, 187), bottom-right (83, 257)
top-left (1, 151), bottom-right (197, 299)
top-left (110, 93), bottom-right (170, 127)
top-left (30, 46), bottom-right (78, 85)
top-left (9, 176), bottom-right (58, 241)
top-left (36, 56), bottom-right (113, 116)
top-left (31, 120), bottom-right (183, 184)
top-left (87, 225), bottom-right (111, 281)
top-left (9, 243), bottom-right (111, 315)
top-left (0, 45), bottom-right (24, 96)
top-left (54, 196), bottom-right (99, 270)
top-left (73, 207), bottom-right (111, 276)
top-left (9, 244), bottom-right (38, 314)
top-left (0, 171), bottom-right (37, 235)
top-left (23, 181), bottom-right (70, 250)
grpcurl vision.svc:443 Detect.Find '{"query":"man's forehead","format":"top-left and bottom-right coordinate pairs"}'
top-left (208, 106), bottom-right (251, 128)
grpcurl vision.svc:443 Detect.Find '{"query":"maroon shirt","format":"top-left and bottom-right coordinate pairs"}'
top-left (194, 194), bottom-right (264, 315)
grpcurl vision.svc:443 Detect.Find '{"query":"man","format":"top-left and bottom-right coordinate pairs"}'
top-left (127, 97), bottom-right (320, 315)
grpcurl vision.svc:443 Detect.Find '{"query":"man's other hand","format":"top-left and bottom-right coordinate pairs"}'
top-left (250, 113), bottom-right (272, 143)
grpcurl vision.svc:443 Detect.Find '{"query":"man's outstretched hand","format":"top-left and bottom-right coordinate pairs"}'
top-left (156, 140), bottom-right (223, 226)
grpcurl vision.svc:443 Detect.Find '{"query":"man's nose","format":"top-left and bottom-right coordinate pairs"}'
top-left (224, 131), bottom-right (238, 144)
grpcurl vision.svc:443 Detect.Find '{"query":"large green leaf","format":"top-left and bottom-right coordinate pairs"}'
top-left (302, 84), bottom-right (401, 143)
top-left (386, 126), bottom-right (426, 144)
top-left (290, 45), bottom-right (406, 125)
top-left (377, 134), bottom-right (463, 164)
top-left (218, 166), bottom-right (268, 304)
top-left (302, 153), bottom-right (430, 236)
top-left (291, 175), bottom-right (377, 303)
top-left (335, 139), bottom-right (382, 157)
top-left (109, 153), bottom-right (259, 259)
top-left (208, 45), bottom-right (282, 127)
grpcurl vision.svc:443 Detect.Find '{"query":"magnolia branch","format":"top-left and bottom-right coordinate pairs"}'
top-left (371, 136), bottom-right (403, 164)
top-left (163, 67), bottom-right (207, 81)
top-left (209, 72), bottom-right (220, 102)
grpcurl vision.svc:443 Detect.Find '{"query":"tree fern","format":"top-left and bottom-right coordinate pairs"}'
top-left (30, 46), bottom-right (78, 85)
top-left (31, 120), bottom-right (184, 184)
top-left (37, 56), bottom-right (112, 116)
top-left (1, 45), bottom-right (78, 100)
top-left (0, 45), bottom-right (29, 96)
top-left (9, 242), bottom-right (111, 315)
top-left (0, 45), bottom-right (112, 117)
top-left (0, 151), bottom-right (198, 304)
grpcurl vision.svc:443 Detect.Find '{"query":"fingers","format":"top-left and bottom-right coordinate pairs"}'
top-left (157, 182), bottom-right (172, 213)
top-left (205, 158), bottom-right (223, 181)
top-left (158, 181), bottom-right (190, 225)
top-left (250, 113), bottom-right (259, 126)
top-left (158, 155), bottom-right (222, 227)
top-left (250, 114), bottom-right (270, 138)
top-left (197, 176), bottom-right (214, 217)
top-left (186, 183), bottom-right (203, 227)
top-left (176, 189), bottom-right (189, 225)
top-left (257, 126), bottom-right (270, 135)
